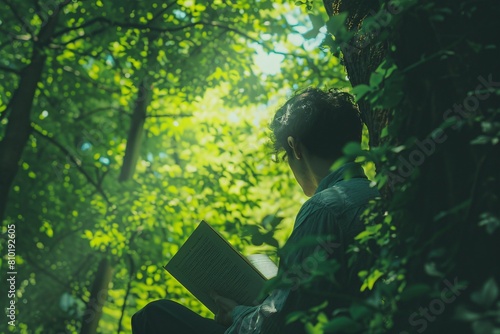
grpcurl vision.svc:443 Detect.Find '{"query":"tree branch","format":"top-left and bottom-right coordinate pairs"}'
top-left (58, 26), bottom-right (109, 46)
top-left (0, 64), bottom-right (20, 75)
top-left (76, 106), bottom-right (129, 121)
top-left (146, 113), bottom-right (193, 118)
top-left (57, 0), bottom-right (72, 11)
top-left (32, 0), bottom-right (41, 16)
top-left (49, 42), bottom-right (106, 60)
top-left (0, 41), bottom-right (9, 53)
top-left (60, 65), bottom-right (120, 93)
top-left (117, 231), bottom-right (140, 334)
top-left (53, 15), bottom-right (309, 64)
top-left (151, 0), bottom-right (177, 22)
top-left (53, 17), bottom-right (110, 38)
top-left (1, 0), bottom-right (33, 36)
top-left (53, 0), bottom-right (178, 38)
top-left (32, 126), bottom-right (112, 206)
top-left (25, 254), bottom-right (88, 304)
top-left (46, 226), bottom-right (86, 255)
top-left (53, 18), bottom-right (257, 45)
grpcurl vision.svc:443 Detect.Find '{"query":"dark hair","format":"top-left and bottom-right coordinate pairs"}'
top-left (270, 87), bottom-right (362, 161)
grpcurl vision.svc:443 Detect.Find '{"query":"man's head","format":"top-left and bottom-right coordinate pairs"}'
top-left (270, 87), bottom-right (362, 196)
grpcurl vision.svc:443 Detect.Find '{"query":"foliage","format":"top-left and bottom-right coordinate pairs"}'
top-left (0, 0), bottom-right (348, 333)
top-left (3, 0), bottom-right (497, 333)
top-left (292, 0), bottom-right (500, 333)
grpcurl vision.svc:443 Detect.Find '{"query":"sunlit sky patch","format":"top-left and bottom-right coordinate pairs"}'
top-left (253, 47), bottom-right (285, 75)
top-left (253, 9), bottom-right (327, 75)
top-left (99, 157), bottom-right (110, 165)
top-left (81, 142), bottom-right (92, 151)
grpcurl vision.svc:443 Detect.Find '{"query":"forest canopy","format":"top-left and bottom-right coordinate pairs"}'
top-left (0, 0), bottom-right (346, 332)
top-left (1, 0), bottom-right (499, 333)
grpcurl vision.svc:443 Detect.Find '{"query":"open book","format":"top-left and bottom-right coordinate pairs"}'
top-left (164, 220), bottom-right (278, 313)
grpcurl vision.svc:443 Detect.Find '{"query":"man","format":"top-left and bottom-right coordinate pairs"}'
top-left (132, 87), bottom-right (379, 333)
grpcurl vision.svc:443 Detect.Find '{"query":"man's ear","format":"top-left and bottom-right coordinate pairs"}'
top-left (287, 136), bottom-right (302, 160)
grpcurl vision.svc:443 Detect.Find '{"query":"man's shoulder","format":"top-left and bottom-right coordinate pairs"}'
top-left (320, 176), bottom-right (376, 202)
top-left (293, 177), bottom-right (379, 231)
top-left (302, 177), bottom-right (378, 215)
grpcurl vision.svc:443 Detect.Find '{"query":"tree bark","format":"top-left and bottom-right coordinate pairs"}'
top-left (80, 258), bottom-right (114, 334)
top-left (118, 79), bottom-right (151, 182)
top-left (0, 6), bottom-right (62, 220)
top-left (323, 0), bottom-right (389, 149)
top-left (322, 0), bottom-right (500, 332)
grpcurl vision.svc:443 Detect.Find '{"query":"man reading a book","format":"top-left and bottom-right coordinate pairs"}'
top-left (132, 87), bottom-right (379, 333)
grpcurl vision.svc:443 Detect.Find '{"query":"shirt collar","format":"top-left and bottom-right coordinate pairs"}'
top-left (315, 161), bottom-right (367, 194)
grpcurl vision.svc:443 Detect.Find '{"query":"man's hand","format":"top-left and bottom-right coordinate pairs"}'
top-left (211, 292), bottom-right (239, 326)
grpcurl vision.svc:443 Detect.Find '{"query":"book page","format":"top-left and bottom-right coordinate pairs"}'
top-left (165, 221), bottom-right (269, 313)
top-left (246, 254), bottom-right (278, 280)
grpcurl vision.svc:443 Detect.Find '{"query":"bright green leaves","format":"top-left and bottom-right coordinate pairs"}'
top-left (354, 224), bottom-right (382, 243)
top-left (359, 269), bottom-right (384, 292)
top-left (40, 221), bottom-right (54, 238)
top-left (0, 0), bottom-right (346, 332)
top-left (294, 1), bottom-right (314, 11)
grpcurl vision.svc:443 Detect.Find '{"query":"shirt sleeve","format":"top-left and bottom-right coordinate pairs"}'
top-left (225, 202), bottom-right (340, 333)
top-left (224, 289), bottom-right (289, 334)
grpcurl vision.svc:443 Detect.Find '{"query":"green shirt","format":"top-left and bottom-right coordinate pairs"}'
top-left (226, 162), bottom-right (379, 334)
top-left (284, 161), bottom-right (379, 272)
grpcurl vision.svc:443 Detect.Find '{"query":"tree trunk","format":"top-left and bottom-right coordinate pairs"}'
top-left (323, 0), bottom-right (389, 149)
top-left (322, 0), bottom-right (500, 332)
top-left (0, 6), bottom-right (62, 221)
top-left (0, 55), bottom-right (45, 221)
top-left (118, 79), bottom-right (151, 182)
top-left (80, 258), bottom-right (114, 334)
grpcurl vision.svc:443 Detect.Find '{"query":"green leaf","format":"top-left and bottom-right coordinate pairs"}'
top-left (381, 126), bottom-right (389, 138)
top-left (286, 310), bottom-right (306, 324)
top-left (471, 277), bottom-right (498, 309)
top-left (424, 262), bottom-right (444, 277)
top-left (326, 13), bottom-right (347, 34)
top-left (343, 142), bottom-right (363, 156)
top-left (369, 72), bottom-right (384, 87)
top-left (454, 305), bottom-right (481, 322)
top-left (351, 84), bottom-right (373, 101)
top-left (261, 232), bottom-right (280, 248)
top-left (361, 269), bottom-right (384, 291)
top-left (478, 212), bottom-right (500, 234)
top-left (326, 13), bottom-right (352, 42)
top-left (261, 214), bottom-right (284, 230)
top-left (471, 135), bottom-right (492, 145)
